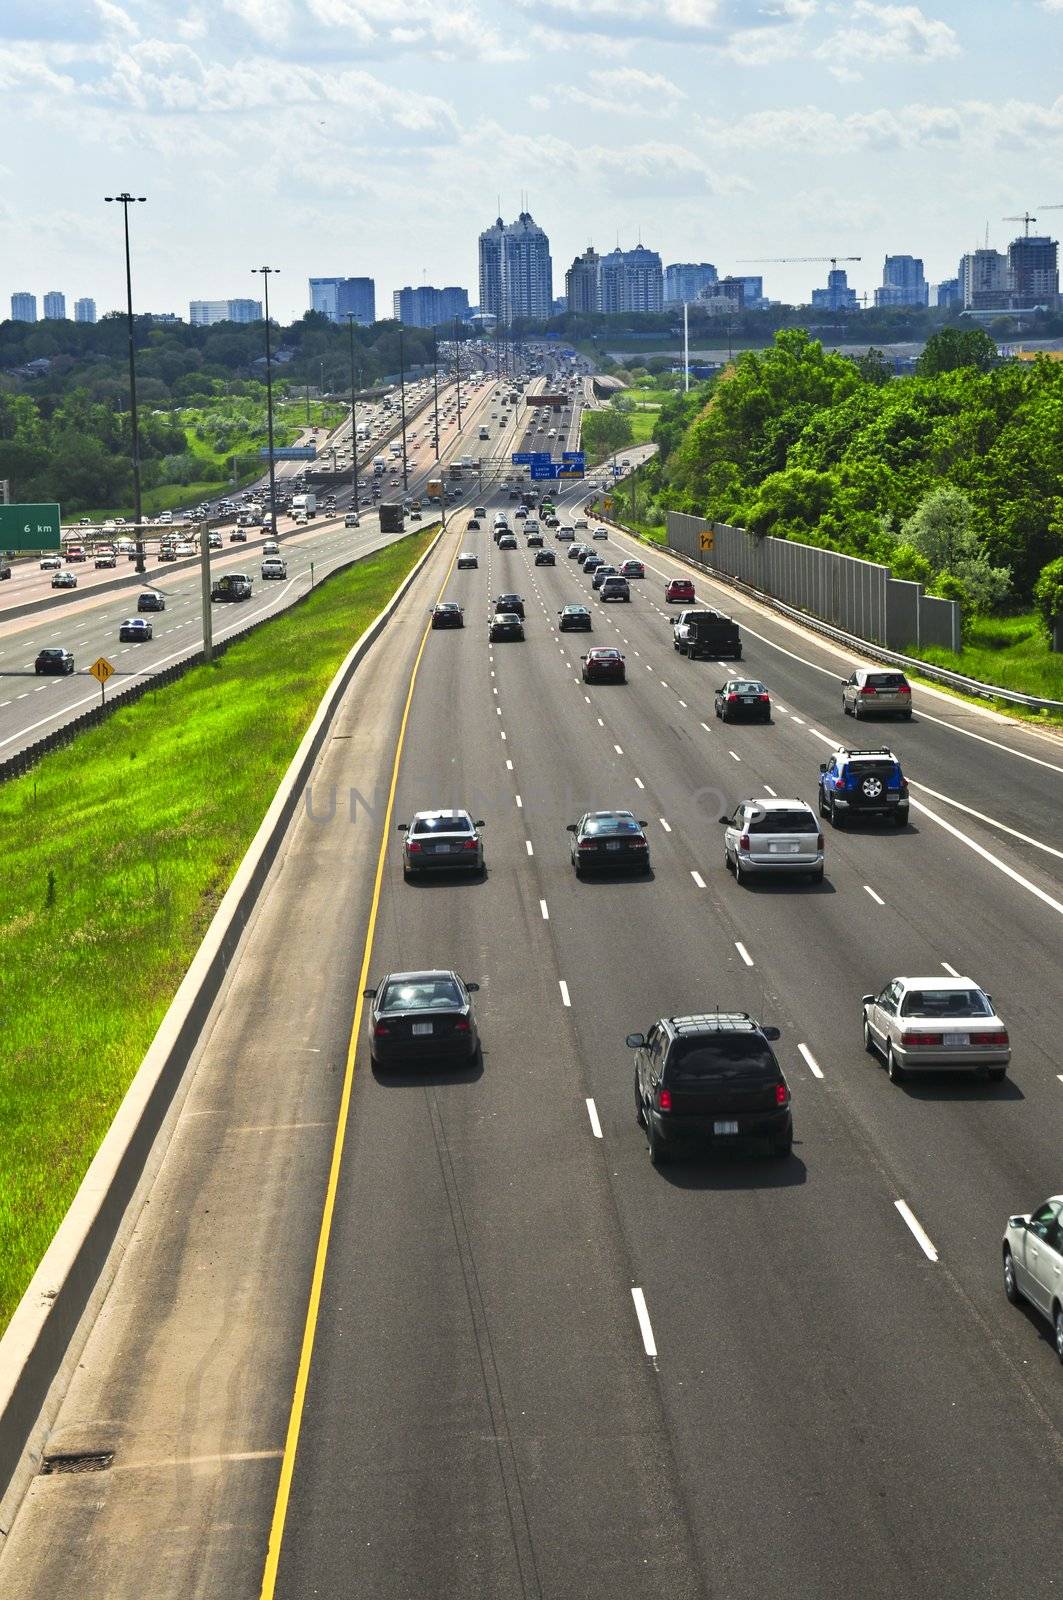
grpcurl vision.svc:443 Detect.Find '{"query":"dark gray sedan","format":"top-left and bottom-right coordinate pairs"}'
top-left (568, 810), bottom-right (651, 877)
top-left (364, 970), bottom-right (480, 1070)
top-left (398, 809), bottom-right (485, 878)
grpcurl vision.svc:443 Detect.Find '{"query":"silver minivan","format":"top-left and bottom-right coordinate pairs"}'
top-left (720, 798), bottom-right (824, 885)
top-left (842, 669), bottom-right (913, 720)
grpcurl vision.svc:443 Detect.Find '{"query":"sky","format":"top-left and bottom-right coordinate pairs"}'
top-left (3, 0), bottom-right (1063, 322)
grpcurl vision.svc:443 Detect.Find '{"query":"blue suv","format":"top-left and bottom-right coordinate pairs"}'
top-left (818, 746), bottom-right (909, 829)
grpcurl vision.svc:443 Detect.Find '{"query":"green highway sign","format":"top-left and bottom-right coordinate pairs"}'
top-left (0, 503), bottom-right (62, 551)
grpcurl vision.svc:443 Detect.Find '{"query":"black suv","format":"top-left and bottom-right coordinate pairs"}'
top-left (627, 1013), bottom-right (791, 1165)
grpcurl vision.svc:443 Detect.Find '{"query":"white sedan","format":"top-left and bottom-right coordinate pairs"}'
top-left (1003, 1199), bottom-right (1063, 1360)
top-left (861, 976), bottom-right (1009, 1083)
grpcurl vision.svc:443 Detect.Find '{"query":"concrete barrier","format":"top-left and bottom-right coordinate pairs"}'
top-left (0, 525), bottom-right (444, 1502)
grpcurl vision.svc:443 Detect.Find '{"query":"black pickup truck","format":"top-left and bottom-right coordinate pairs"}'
top-left (672, 608), bottom-right (742, 660)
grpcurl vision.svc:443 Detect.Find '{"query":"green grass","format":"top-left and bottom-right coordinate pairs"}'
top-left (916, 612), bottom-right (1063, 718)
top-left (0, 529), bottom-right (434, 1331)
top-left (627, 410), bottom-right (659, 444)
top-left (89, 481), bottom-right (237, 522)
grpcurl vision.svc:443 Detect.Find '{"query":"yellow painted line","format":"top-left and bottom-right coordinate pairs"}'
top-left (259, 533), bottom-right (459, 1598)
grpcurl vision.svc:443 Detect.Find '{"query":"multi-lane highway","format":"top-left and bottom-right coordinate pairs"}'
top-left (7, 366), bottom-right (1060, 1598)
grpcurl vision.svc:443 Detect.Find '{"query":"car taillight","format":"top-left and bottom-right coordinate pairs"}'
top-left (859, 685), bottom-right (877, 695)
top-left (631, 838), bottom-right (648, 849)
top-left (462, 838), bottom-right (478, 851)
top-left (578, 840), bottom-right (596, 851)
top-left (657, 1087), bottom-right (672, 1112)
top-left (971, 1030), bottom-right (1009, 1046)
top-left (758, 693), bottom-right (770, 702)
top-left (897, 684), bottom-right (911, 694)
top-left (373, 1022), bottom-right (391, 1037)
top-left (738, 833), bottom-right (750, 852)
top-left (775, 1083), bottom-right (789, 1106)
top-left (453, 1018), bottom-right (470, 1032)
top-left (727, 693), bottom-right (738, 703)
top-left (899, 778), bottom-right (908, 793)
top-left (901, 1031), bottom-right (937, 1047)
top-left (407, 841), bottom-right (422, 853)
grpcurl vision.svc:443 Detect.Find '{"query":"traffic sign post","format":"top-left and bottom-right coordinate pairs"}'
top-left (0, 502), bottom-right (61, 552)
top-left (700, 530), bottom-right (715, 551)
top-left (257, 446), bottom-right (317, 461)
top-left (88, 655), bottom-right (115, 707)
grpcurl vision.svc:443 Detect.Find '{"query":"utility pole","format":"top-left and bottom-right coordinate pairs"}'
top-left (683, 301), bottom-right (690, 393)
top-left (104, 192), bottom-right (147, 573)
top-left (346, 313), bottom-right (360, 519)
top-left (432, 331), bottom-right (441, 459)
top-left (454, 319), bottom-right (463, 432)
top-left (251, 267), bottom-right (280, 532)
top-left (398, 327), bottom-right (409, 493)
top-left (199, 518), bottom-right (214, 663)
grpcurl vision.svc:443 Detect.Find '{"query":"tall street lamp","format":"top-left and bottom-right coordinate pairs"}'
top-left (104, 192), bottom-right (146, 573)
top-left (251, 267), bottom-right (279, 530)
top-left (454, 318), bottom-right (463, 432)
top-left (432, 331), bottom-right (440, 460)
top-left (345, 312), bottom-right (361, 519)
top-left (398, 328), bottom-right (409, 493)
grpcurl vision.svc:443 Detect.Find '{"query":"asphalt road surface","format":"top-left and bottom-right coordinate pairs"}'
top-left (9, 369), bottom-right (1060, 1599)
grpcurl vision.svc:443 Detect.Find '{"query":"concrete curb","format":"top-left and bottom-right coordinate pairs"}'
top-left (0, 524), bottom-right (445, 1502)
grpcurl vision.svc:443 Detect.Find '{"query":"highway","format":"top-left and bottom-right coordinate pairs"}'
top-left (7, 364), bottom-right (1061, 1598)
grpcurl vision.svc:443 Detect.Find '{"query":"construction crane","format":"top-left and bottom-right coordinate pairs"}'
top-left (737, 256), bottom-right (861, 270)
top-left (1003, 207), bottom-right (1063, 237)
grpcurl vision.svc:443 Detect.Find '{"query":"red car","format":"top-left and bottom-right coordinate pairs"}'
top-left (666, 578), bottom-right (695, 603)
top-left (581, 647), bottom-right (626, 684)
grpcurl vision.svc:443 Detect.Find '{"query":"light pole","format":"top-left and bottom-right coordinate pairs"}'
top-left (251, 267), bottom-right (279, 531)
top-left (398, 328), bottom-right (409, 493)
top-left (345, 313), bottom-right (361, 519)
top-left (104, 192), bottom-right (147, 573)
top-left (454, 318), bottom-right (463, 431)
top-left (432, 331), bottom-right (440, 460)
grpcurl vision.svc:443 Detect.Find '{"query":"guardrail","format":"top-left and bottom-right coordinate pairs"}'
top-left (593, 511), bottom-right (1063, 715)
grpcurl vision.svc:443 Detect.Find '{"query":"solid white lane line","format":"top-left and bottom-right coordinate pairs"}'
top-left (735, 941), bottom-right (753, 967)
top-left (691, 870), bottom-right (706, 888)
top-left (631, 1287), bottom-right (658, 1359)
top-left (763, 784), bottom-right (777, 797)
top-left (863, 885), bottom-right (885, 906)
top-left (907, 779), bottom-right (1063, 864)
top-left (940, 961), bottom-right (961, 977)
top-left (559, 980), bottom-right (571, 1007)
top-left (586, 1098), bottom-right (603, 1139)
top-left (540, 899), bottom-right (549, 920)
top-left (798, 1043), bottom-right (825, 1079)
top-left (526, 840), bottom-right (534, 856)
top-left (910, 796), bottom-right (1063, 919)
top-left (894, 1200), bottom-right (939, 1263)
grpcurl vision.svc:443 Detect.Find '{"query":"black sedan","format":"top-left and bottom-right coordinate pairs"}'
top-left (364, 970), bottom-right (480, 1070)
top-left (494, 592), bottom-right (525, 618)
top-left (568, 811), bottom-right (651, 877)
top-left (490, 612), bottom-right (525, 642)
top-left (229, 529), bottom-right (247, 542)
top-left (457, 551), bottom-right (479, 569)
top-left (119, 617), bottom-right (153, 642)
top-left (582, 647), bottom-right (626, 683)
top-left (137, 591), bottom-right (166, 612)
top-left (714, 679), bottom-right (772, 722)
top-left (431, 602), bottom-right (464, 629)
top-left (558, 605), bottom-right (592, 632)
top-left (590, 565), bottom-right (619, 591)
top-left (467, 518), bottom-right (481, 530)
top-left (35, 647), bottom-right (75, 675)
top-left (534, 549), bottom-right (556, 566)
top-left (582, 553), bottom-right (605, 573)
top-left (51, 571), bottom-right (77, 590)
top-left (497, 534), bottom-right (517, 550)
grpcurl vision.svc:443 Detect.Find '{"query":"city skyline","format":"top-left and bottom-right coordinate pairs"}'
top-left (3, 2), bottom-right (1062, 321)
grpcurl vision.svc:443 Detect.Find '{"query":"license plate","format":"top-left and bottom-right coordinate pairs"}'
top-left (942, 1033), bottom-right (969, 1047)
top-left (742, 697), bottom-right (755, 704)
top-left (714, 1120), bottom-right (739, 1135)
top-left (412, 1022), bottom-right (433, 1036)
top-left (769, 842), bottom-right (800, 854)
top-left (605, 841), bottom-right (621, 851)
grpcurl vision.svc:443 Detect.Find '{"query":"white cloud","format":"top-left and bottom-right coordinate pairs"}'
top-left (815, 2), bottom-right (959, 79)
top-left (589, 66), bottom-right (686, 96)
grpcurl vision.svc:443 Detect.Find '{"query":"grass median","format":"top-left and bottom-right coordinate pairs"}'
top-left (0, 528), bottom-right (434, 1332)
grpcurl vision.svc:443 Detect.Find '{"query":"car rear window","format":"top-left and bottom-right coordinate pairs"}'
top-left (900, 989), bottom-right (991, 1018)
top-left (412, 815), bottom-right (472, 835)
top-left (867, 673), bottom-right (908, 689)
top-left (668, 1035), bottom-right (778, 1081)
top-left (380, 977), bottom-right (463, 1012)
top-left (583, 816), bottom-right (640, 835)
top-left (747, 809), bottom-right (817, 834)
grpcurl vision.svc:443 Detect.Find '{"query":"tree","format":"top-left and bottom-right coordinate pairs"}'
top-left (852, 347), bottom-right (893, 386)
top-left (900, 486), bottom-right (1011, 610)
top-left (1033, 556), bottom-right (1063, 645)
top-left (916, 327), bottom-right (998, 377)
top-left (581, 409), bottom-right (634, 465)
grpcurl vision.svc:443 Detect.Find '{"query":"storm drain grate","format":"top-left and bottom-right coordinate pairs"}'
top-left (40, 1450), bottom-right (114, 1475)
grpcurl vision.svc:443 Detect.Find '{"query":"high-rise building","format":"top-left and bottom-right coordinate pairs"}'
top-left (145, 312), bottom-right (181, 324)
top-left (552, 295), bottom-right (568, 314)
top-left (698, 278), bottom-right (746, 314)
top-left (74, 297), bottom-right (97, 323)
top-left (811, 269), bottom-right (858, 311)
top-left (958, 249), bottom-right (1008, 310)
top-left (598, 245), bottom-right (664, 314)
top-left (392, 284), bottom-right (470, 327)
top-left (478, 211), bottom-right (553, 323)
top-left (565, 247), bottom-right (601, 314)
top-left (43, 291), bottom-right (67, 320)
top-left (10, 292), bottom-right (37, 322)
top-left (1007, 234), bottom-right (1059, 309)
top-left (873, 255), bottom-right (929, 309)
top-left (664, 262), bottom-right (718, 304)
top-left (189, 299), bottom-right (263, 325)
top-left (308, 277), bottom-right (376, 325)
top-left (934, 279), bottom-right (961, 308)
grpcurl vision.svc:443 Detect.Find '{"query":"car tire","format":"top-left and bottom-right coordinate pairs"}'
top-left (863, 1014), bottom-right (876, 1055)
top-left (886, 1044), bottom-right (905, 1084)
top-left (734, 855), bottom-right (746, 887)
top-left (635, 1079), bottom-right (646, 1128)
top-left (647, 1123), bottom-right (670, 1168)
top-left (1003, 1248), bottom-right (1021, 1304)
top-left (1055, 1305), bottom-right (1063, 1364)
top-left (830, 795), bottom-right (845, 829)
top-left (842, 698), bottom-right (850, 716)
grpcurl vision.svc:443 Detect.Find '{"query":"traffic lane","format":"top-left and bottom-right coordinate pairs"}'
top-left (0, 526), bottom-right (461, 1600)
top-left (482, 558), bottom-right (1063, 1598)
top-left (518, 548), bottom-right (1063, 1409)
top-left (605, 523), bottom-right (1063, 855)
top-left (277, 534), bottom-right (705, 1600)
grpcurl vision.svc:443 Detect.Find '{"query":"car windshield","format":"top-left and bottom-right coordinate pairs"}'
top-left (412, 814), bottom-right (473, 835)
top-left (582, 815), bottom-right (640, 836)
top-left (669, 1035), bottom-right (777, 1081)
top-left (900, 988), bottom-right (992, 1018)
top-left (379, 977), bottom-right (464, 1013)
top-left (747, 808), bottom-right (817, 834)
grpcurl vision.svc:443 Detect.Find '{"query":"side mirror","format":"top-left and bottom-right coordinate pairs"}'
top-left (762, 1026), bottom-right (781, 1042)
top-left (362, 987), bottom-right (377, 999)
top-left (465, 981), bottom-right (480, 992)
top-left (625, 1033), bottom-right (646, 1049)
top-left (1009, 1215), bottom-right (1028, 1230)
top-left (566, 823), bottom-right (577, 833)
top-left (861, 994), bottom-right (874, 1006)
top-left (819, 762), bottom-right (827, 774)
top-left (718, 814), bottom-right (729, 825)
top-left (396, 823), bottom-right (409, 832)
top-left (638, 820), bottom-right (648, 827)
top-left (475, 820), bottom-right (485, 828)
